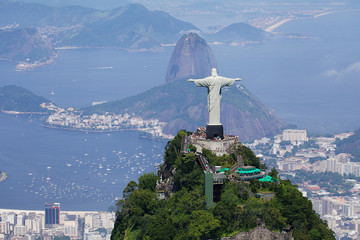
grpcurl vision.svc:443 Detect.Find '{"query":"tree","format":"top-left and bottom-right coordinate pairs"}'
top-left (234, 145), bottom-right (261, 168)
top-left (164, 130), bottom-right (187, 165)
top-left (123, 181), bottom-right (137, 198)
top-left (138, 172), bottom-right (159, 192)
top-left (188, 210), bottom-right (220, 240)
top-left (269, 168), bottom-right (279, 179)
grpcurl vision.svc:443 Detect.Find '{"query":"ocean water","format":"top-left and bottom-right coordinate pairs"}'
top-left (0, 113), bottom-right (165, 210)
top-left (0, 10), bottom-right (359, 210)
top-left (0, 48), bottom-right (171, 108)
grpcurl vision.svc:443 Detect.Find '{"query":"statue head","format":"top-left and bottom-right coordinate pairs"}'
top-left (211, 68), bottom-right (218, 77)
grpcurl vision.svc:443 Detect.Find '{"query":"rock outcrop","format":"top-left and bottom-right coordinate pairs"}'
top-left (165, 32), bottom-right (217, 83)
top-left (222, 224), bottom-right (293, 240)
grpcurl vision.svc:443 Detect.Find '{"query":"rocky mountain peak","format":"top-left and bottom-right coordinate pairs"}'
top-left (165, 32), bottom-right (217, 83)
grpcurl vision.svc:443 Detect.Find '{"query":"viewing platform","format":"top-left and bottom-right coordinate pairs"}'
top-left (235, 166), bottom-right (266, 180)
top-left (189, 127), bottom-right (239, 156)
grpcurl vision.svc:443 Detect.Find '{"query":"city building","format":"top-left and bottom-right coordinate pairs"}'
top-left (282, 129), bottom-right (308, 143)
top-left (45, 203), bottom-right (60, 228)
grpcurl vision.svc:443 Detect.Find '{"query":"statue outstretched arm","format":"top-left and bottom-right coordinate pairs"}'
top-left (188, 78), bottom-right (211, 87)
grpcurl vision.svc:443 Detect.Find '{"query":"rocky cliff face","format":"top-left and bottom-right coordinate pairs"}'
top-left (165, 33), bottom-right (217, 83)
top-left (222, 225), bottom-right (293, 240)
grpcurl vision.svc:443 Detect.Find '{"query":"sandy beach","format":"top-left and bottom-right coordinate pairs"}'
top-left (265, 18), bottom-right (292, 32)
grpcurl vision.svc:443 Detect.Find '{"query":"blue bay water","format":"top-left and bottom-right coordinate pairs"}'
top-left (0, 10), bottom-right (359, 210)
top-left (0, 113), bottom-right (165, 210)
top-left (0, 48), bottom-right (171, 108)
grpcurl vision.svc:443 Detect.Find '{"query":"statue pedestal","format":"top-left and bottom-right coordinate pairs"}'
top-left (206, 124), bottom-right (224, 139)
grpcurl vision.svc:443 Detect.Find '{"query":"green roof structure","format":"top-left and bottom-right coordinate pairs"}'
top-left (258, 175), bottom-right (277, 182)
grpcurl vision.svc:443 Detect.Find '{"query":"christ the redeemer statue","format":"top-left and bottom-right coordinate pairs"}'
top-left (188, 68), bottom-right (241, 139)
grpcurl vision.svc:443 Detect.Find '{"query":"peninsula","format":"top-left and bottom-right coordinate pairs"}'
top-left (0, 85), bottom-right (53, 114)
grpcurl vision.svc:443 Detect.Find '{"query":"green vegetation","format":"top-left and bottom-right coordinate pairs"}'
top-left (138, 172), bottom-right (159, 192)
top-left (111, 131), bottom-right (334, 240)
top-left (336, 128), bottom-right (360, 162)
top-left (0, 27), bottom-right (56, 62)
top-left (202, 148), bottom-right (236, 168)
top-left (288, 170), bottom-right (354, 196)
top-left (300, 140), bottom-right (320, 149)
top-left (0, 85), bottom-right (51, 113)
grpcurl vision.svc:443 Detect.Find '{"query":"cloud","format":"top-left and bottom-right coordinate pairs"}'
top-left (323, 69), bottom-right (338, 77)
top-left (345, 61), bottom-right (360, 73)
top-left (322, 61), bottom-right (360, 81)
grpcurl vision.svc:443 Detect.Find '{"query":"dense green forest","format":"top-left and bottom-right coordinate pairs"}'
top-left (111, 130), bottom-right (334, 240)
top-left (0, 85), bottom-right (51, 113)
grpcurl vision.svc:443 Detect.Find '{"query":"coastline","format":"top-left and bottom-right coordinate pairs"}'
top-left (265, 18), bottom-right (293, 32)
top-left (314, 9), bottom-right (360, 18)
top-left (2, 109), bottom-right (49, 115)
top-left (15, 53), bottom-right (58, 71)
top-left (41, 123), bottom-right (172, 140)
top-left (40, 123), bottom-right (144, 133)
top-left (265, 9), bottom-right (360, 33)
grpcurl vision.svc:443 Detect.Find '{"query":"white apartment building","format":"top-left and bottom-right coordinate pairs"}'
top-left (14, 225), bottom-right (26, 236)
top-left (0, 222), bottom-right (10, 234)
top-left (282, 129), bottom-right (308, 143)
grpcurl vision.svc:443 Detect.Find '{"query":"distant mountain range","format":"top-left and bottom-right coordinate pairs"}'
top-left (0, 85), bottom-right (51, 113)
top-left (60, 4), bottom-right (199, 49)
top-left (84, 33), bottom-right (285, 141)
top-left (0, 0), bottom-right (270, 51)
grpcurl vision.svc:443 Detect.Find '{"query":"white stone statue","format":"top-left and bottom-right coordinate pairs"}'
top-left (188, 68), bottom-right (241, 125)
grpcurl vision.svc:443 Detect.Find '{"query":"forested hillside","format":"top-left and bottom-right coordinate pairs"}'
top-left (111, 130), bottom-right (334, 239)
top-left (0, 85), bottom-right (51, 113)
